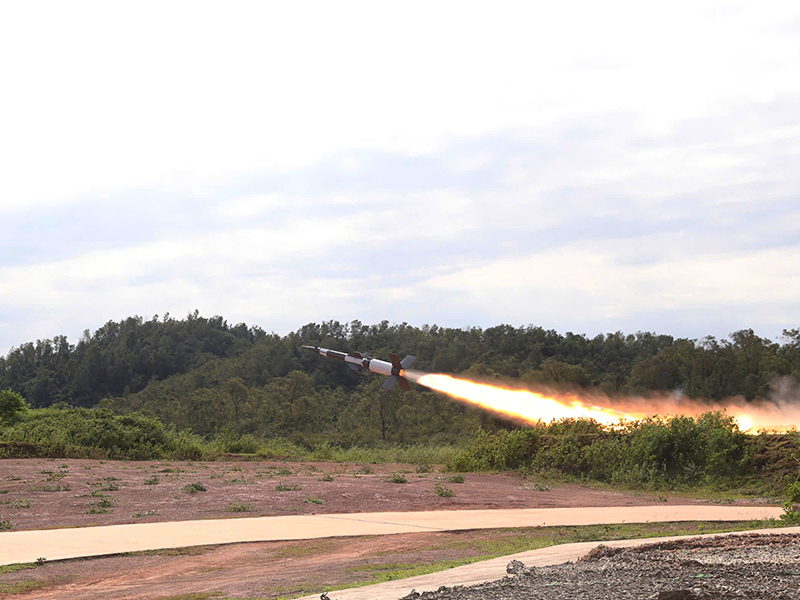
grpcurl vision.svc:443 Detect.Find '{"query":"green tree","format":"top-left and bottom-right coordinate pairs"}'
top-left (0, 389), bottom-right (30, 425)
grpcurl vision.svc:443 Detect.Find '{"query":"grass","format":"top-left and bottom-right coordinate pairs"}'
top-left (387, 473), bottom-right (407, 484)
top-left (123, 546), bottom-right (217, 558)
top-left (0, 581), bottom-right (45, 594)
top-left (34, 483), bottom-right (71, 492)
top-left (5, 499), bottom-right (32, 508)
top-left (227, 502), bottom-right (255, 512)
top-left (311, 443), bottom-right (460, 465)
top-left (183, 482), bottom-right (207, 493)
top-left (445, 474), bottom-right (465, 483)
top-left (304, 496), bottom-right (325, 505)
top-left (274, 482), bottom-right (301, 491)
top-left (0, 564), bottom-right (37, 575)
top-left (0, 517), bottom-right (13, 530)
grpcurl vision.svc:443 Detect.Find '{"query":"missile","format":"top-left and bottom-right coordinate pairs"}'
top-left (302, 345), bottom-right (416, 390)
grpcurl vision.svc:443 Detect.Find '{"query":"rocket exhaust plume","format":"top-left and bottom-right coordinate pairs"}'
top-left (402, 370), bottom-right (800, 432)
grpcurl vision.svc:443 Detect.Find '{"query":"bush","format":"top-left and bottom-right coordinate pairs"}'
top-left (183, 482), bottom-right (207, 493)
top-left (387, 473), bottom-right (407, 484)
top-left (227, 502), bottom-right (254, 512)
top-left (434, 484), bottom-right (455, 497)
top-left (0, 390), bottom-right (30, 426)
top-left (450, 428), bottom-right (541, 471)
top-left (274, 482), bottom-right (301, 491)
top-left (781, 481), bottom-right (800, 523)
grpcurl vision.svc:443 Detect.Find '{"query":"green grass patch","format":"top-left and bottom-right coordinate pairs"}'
top-left (0, 563), bottom-right (37, 575)
top-left (226, 502), bottom-right (255, 512)
top-left (183, 482), bottom-right (207, 493)
top-left (387, 473), bottom-right (407, 484)
top-left (434, 484), bottom-right (455, 497)
top-left (304, 496), bottom-right (325, 505)
top-left (274, 482), bottom-right (301, 491)
top-left (0, 581), bottom-right (45, 594)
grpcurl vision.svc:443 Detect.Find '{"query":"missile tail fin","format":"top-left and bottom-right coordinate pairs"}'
top-left (381, 375), bottom-right (411, 391)
top-left (400, 355), bottom-right (416, 369)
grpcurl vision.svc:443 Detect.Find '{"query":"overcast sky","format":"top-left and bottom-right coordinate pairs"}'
top-left (1, 1), bottom-right (799, 354)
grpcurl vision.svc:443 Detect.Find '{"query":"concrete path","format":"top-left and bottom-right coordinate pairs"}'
top-left (0, 504), bottom-right (781, 566)
top-left (295, 524), bottom-right (800, 600)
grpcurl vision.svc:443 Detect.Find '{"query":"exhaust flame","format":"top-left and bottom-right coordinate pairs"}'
top-left (404, 371), bottom-right (798, 432)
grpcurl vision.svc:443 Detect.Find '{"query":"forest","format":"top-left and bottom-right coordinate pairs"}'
top-left (1, 312), bottom-right (800, 449)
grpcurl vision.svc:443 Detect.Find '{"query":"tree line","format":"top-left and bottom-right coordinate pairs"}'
top-left (2, 314), bottom-right (800, 446)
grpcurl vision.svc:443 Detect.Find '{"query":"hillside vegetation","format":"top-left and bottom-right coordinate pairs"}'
top-left (2, 315), bottom-right (800, 493)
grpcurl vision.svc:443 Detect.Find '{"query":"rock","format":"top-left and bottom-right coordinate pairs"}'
top-left (506, 559), bottom-right (526, 575)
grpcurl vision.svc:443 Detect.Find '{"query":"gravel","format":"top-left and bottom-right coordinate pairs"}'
top-left (398, 533), bottom-right (800, 600)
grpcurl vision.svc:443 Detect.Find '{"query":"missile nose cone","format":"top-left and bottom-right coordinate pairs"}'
top-left (301, 345), bottom-right (319, 353)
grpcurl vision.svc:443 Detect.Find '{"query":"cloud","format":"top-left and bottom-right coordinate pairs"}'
top-left (1, 1), bottom-right (800, 353)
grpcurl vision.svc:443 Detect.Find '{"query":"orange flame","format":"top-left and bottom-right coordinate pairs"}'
top-left (406, 372), bottom-right (797, 432)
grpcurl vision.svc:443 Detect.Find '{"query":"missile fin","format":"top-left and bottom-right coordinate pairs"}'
top-left (388, 353), bottom-right (402, 370)
top-left (400, 355), bottom-right (416, 369)
top-left (398, 376), bottom-right (410, 391)
top-left (381, 376), bottom-right (398, 390)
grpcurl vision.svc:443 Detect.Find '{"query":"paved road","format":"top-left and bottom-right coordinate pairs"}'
top-left (0, 504), bottom-right (781, 566)
top-left (295, 524), bottom-right (800, 600)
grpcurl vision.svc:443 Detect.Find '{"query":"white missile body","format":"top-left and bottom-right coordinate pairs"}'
top-left (302, 345), bottom-right (416, 390)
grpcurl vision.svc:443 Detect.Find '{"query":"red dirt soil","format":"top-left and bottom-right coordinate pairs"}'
top-left (0, 458), bottom-right (727, 532)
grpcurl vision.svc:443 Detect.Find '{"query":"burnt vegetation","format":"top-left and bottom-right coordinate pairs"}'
top-left (1, 315), bottom-right (800, 493)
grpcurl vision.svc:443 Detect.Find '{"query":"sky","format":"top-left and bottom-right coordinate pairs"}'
top-left (1, 0), bottom-right (799, 355)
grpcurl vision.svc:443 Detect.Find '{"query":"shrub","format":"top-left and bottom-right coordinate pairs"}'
top-left (227, 502), bottom-right (255, 512)
top-left (0, 517), bottom-right (12, 530)
top-left (445, 474), bottom-right (465, 484)
top-left (274, 482), bottom-right (301, 491)
top-left (183, 482), bottom-right (207, 493)
top-left (450, 428), bottom-right (541, 471)
top-left (304, 496), bottom-right (325, 505)
top-left (0, 390), bottom-right (30, 426)
top-left (434, 484), bottom-right (455, 497)
top-left (319, 473), bottom-right (334, 482)
top-left (387, 473), bottom-right (407, 484)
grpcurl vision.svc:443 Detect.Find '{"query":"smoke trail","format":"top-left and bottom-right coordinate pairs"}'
top-left (402, 370), bottom-right (800, 432)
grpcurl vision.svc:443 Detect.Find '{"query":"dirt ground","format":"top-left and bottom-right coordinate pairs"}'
top-left (2, 523), bottom-right (778, 600)
top-left (0, 458), bottom-right (727, 532)
top-left (0, 458), bottom-right (773, 600)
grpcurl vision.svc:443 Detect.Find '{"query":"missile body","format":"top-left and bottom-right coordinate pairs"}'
top-left (302, 345), bottom-right (416, 390)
